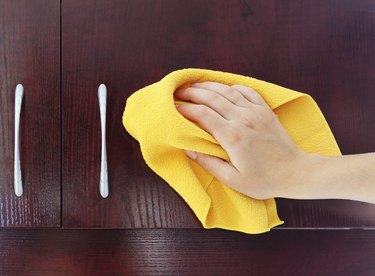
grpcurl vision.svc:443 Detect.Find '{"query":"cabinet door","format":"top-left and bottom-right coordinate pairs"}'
top-left (0, 0), bottom-right (61, 227)
top-left (62, 0), bottom-right (375, 228)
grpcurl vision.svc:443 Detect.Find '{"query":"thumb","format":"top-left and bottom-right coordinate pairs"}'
top-left (184, 150), bottom-right (238, 185)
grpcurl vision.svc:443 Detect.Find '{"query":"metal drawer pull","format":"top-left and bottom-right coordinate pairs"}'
top-left (14, 84), bottom-right (24, 197)
top-left (98, 84), bottom-right (109, 198)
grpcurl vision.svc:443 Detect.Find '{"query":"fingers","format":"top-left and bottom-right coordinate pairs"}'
top-left (175, 82), bottom-right (268, 148)
top-left (231, 85), bottom-right (267, 106)
top-left (175, 87), bottom-right (237, 120)
top-left (185, 150), bottom-right (240, 187)
top-left (176, 81), bottom-right (266, 108)
top-left (189, 82), bottom-right (250, 107)
top-left (176, 104), bottom-right (227, 144)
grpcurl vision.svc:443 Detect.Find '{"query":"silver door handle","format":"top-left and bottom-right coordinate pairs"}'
top-left (98, 84), bottom-right (108, 198)
top-left (14, 84), bottom-right (24, 197)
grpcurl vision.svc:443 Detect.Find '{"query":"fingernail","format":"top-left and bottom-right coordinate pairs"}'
top-left (190, 82), bottom-right (200, 87)
top-left (184, 150), bottom-right (197, 159)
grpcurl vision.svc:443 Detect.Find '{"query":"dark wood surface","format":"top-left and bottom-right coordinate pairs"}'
top-left (62, 0), bottom-right (375, 228)
top-left (0, 0), bottom-right (61, 227)
top-left (0, 228), bottom-right (374, 275)
top-left (1, 2), bottom-right (374, 272)
top-left (62, 0), bottom-right (199, 228)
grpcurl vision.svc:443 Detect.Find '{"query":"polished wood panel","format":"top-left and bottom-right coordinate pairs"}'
top-left (0, 0), bottom-right (61, 226)
top-left (62, 0), bottom-right (200, 228)
top-left (62, 0), bottom-right (375, 228)
top-left (0, 228), bottom-right (375, 275)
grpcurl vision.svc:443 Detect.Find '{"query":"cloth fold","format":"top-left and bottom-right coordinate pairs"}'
top-left (123, 68), bottom-right (341, 234)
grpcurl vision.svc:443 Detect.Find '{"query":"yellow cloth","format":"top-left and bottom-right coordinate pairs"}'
top-left (122, 68), bottom-right (341, 234)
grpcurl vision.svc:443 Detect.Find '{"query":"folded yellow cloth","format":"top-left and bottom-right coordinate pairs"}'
top-left (122, 68), bottom-right (341, 234)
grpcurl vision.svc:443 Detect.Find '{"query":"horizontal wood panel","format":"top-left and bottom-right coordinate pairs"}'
top-left (0, 229), bottom-right (375, 275)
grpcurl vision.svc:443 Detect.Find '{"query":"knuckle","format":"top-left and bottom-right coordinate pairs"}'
top-left (233, 85), bottom-right (265, 104)
top-left (229, 93), bottom-right (243, 104)
top-left (240, 115), bottom-right (255, 128)
top-left (226, 86), bottom-right (245, 103)
top-left (257, 108), bottom-right (275, 125)
top-left (252, 94), bottom-right (264, 104)
top-left (239, 109), bottom-right (259, 128)
top-left (246, 87), bottom-right (263, 100)
top-left (223, 86), bottom-right (234, 94)
top-left (241, 108), bottom-right (275, 130)
top-left (225, 87), bottom-right (240, 99)
top-left (232, 84), bottom-right (251, 93)
top-left (246, 87), bottom-right (261, 97)
top-left (226, 125), bottom-right (242, 144)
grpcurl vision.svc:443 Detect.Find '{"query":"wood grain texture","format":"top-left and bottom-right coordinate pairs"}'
top-left (62, 0), bottom-right (375, 228)
top-left (0, 228), bottom-right (375, 275)
top-left (0, 0), bottom-right (60, 226)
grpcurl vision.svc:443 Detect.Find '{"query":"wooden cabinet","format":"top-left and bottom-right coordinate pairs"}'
top-left (1, 0), bottom-right (375, 229)
top-left (61, 0), bottom-right (199, 228)
top-left (61, 0), bottom-right (375, 229)
top-left (0, 0), bottom-right (61, 227)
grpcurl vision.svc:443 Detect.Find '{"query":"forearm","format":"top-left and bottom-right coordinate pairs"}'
top-left (284, 152), bottom-right (375, 204)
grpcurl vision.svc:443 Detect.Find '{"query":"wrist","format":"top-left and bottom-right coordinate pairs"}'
top-left (277, 151), bottom-right (330, 199)
top-left (281, 152), bottom-right (353, 201)
top-left (276, 151), bottom-right (375, 203)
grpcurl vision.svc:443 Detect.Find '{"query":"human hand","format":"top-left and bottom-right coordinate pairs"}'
top-left (174, 81), bottom-right (310, 200)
